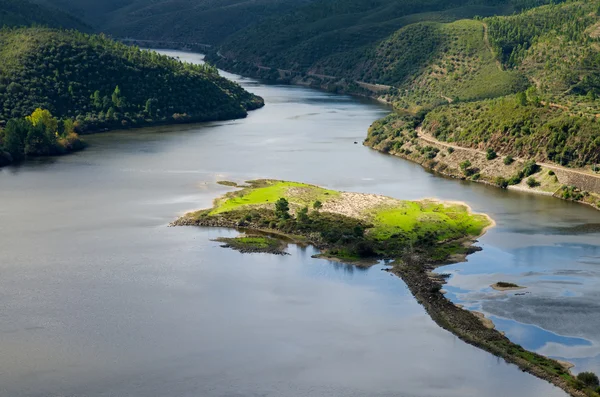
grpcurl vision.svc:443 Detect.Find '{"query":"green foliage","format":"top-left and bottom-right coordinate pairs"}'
top-left (0, 27), bottom-right (263, 134)
top-left (526, 177), bottom-right (540, 187)
top-left (313, 200), bottom-right (323, 210)
top-left (275, 198), bottom-right (290, 219)
top-left (0, 108), bottom-right (83, 162)
top-left (504, 155), bottom-right (514, 165)
top-left (522, 160), bottom-right (540, 177)
top-left (486, 148), bottom-right (497, 160)
top-left (423, 95), bottom-right (600, 167)
top-left (495, 176), bottom-right (509, 188)
top-left (577, 372), bottom-right (600, 388)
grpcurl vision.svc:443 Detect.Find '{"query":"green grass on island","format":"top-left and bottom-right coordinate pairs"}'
top-left (214, 236), bottom-right (288, 255)
top-left (176, 179), bottom-right (492, 262)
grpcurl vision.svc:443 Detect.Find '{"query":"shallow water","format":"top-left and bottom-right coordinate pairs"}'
top-left (1, 50), bottom-right (598, 396)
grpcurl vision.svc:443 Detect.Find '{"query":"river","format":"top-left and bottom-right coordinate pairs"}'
top-left (1, 50), bottom-right (598, 396)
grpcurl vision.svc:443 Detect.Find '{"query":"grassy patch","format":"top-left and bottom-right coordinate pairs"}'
top-left (369, 200), bottom-right (489, 243)
top-left (214, 236), bottom-right (287, 254)
top-left (210, 180), bottom-right (339, 215)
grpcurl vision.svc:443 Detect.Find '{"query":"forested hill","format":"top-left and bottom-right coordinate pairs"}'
top-left (34, 0), bottom-right (315, 45)
top-left (0, 27), bottom-right (263, 166)
top-left (0, 0), bottom-right (89, 30)
top-left (0, 28), bottom-right (263, 130)
top-left (212, 0), bottom-right (559, 77)
top-left (364, 0), bottom-right (600, 176)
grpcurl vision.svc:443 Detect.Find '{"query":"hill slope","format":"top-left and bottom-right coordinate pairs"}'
top-left (214, 0), bottom-right (558, 76)
top-left (0, 28), bottom-right (263, 130)
top-left (35, 0), bottom-right (314, 45)
top-left (0, 0), bottom-right (89, 30)
top-left (0, 28), bottom-right (263, 166)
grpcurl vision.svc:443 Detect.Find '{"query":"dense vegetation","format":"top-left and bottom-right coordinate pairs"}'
top-left (0, 108), bottom-right (84, 165)
top-left (0, 28), bottom-right (263, 166)
top-left (422, 95), bottom-right (600, 167)
top-left (37, 0), bottom-right (314, 45)
top-left (0, 0), bottom-right (88, 30)
top-left (0, 28), bottom-right (262, 131)
top-left (213, 0), bottom-right (559, 77)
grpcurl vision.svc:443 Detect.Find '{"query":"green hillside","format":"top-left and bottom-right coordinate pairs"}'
top-left (0, 28), bottom-right (262, 127)
top-left (0, 0), bottom-right (89, 30)
top-left (0, 27), bottom-right (263, 166)
top-left (421, 1), bottom-right (600, 168)
top-left (214, 0), bottom-right (558, 75)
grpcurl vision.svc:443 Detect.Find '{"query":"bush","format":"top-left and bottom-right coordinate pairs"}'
top-left (522, 160), bottom-right (540, 177)
top-left (447, 147), bottom-right (454, 154)
top-left (508, 175), bottom-right (523, 185)
top-left (460, 160), bottom-right (472, 170)
top-left (486, 148), bottom-right (498, 160)
top-left (526, 177), bottom-right (540, 188)
top-left (548, 170), bottom-right (555, 176)
top-left (495, 177), bottom-right (509, 189)
top-left (503, 155), bottom-right (514, 165)
top-left (577, 372), bottom-right (599, 388)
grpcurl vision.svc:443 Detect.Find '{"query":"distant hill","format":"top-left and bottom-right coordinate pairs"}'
top-left (0, 0), bottom-right (89, 30)
top-left (35, 0), bottom-right (315, 44)
top-left (214, 0), bottom-right (558, 76)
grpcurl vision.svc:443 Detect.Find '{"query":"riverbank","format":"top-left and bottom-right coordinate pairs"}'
top-left (0, 101), bottom-right (264, 169)
top-left (173, 179), bottom-right (599, 397)
top-left (365, 113), bottom-right (600, 212)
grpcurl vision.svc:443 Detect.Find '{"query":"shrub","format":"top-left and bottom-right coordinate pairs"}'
top-left (486, 148), bottom-right (498, 160)
top-left (495, 177), bottom-right (509, 189)
top-left (526, 177), bottom-right (540, 188)
top-left (447, 147), bottom-right (454, 154)
top-left (522, 160), bottom-right (541, 177)
top-left (508, 175), bottom-right (523, 185)
top-left (548, 170), bottom-right (555, 176)
top-left (313, 200), bottom-right (323, 210)
top-left (503, 155), bottom-right (514, 165)
top-left (577, 372), bottom-right (599, 388)
top-left (275, 198), bottom-right (290, 219)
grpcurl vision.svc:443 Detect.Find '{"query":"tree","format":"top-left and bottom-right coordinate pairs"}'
top-left (297, 206), bottom-right (309, 224)
top-left (145, 98), bottom-right (158, 117)
top-left (62, 119), bottom-right (76, 136)
top-left (25, 122), bottom-right (53, 156)
top-left (112, 85), bottom-right (124, 109)
top-left (26, 108), bottom-right (58, 137)
top-left (91, 90), bottom-right (102, 110)
top-left (275, 198), bottom-right (290, 219)
top-left (577, 372), bottom-right (599, 388)
top-left (313, 200), bottom-right (323, 210)
top-left (486, 148), bottom-right (498, 160)
top-left (1, 119), bottom-right (29, 160)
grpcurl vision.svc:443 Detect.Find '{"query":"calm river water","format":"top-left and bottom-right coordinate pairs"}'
top-left (1, 50), bottom-right (598, 396)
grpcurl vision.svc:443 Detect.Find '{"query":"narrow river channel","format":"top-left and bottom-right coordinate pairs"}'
top-left (1, 50), bottom-right (598, 396)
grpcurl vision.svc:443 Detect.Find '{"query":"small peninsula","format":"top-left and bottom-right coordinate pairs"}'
top-left (174, 179), bottom-right (599, 397)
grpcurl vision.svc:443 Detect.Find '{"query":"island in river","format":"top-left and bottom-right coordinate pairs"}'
top-left (174, 179), bottom-right (600, 397)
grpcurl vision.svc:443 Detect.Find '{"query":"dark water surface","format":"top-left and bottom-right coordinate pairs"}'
top-left (1, 50), bottom-right (597, 396)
